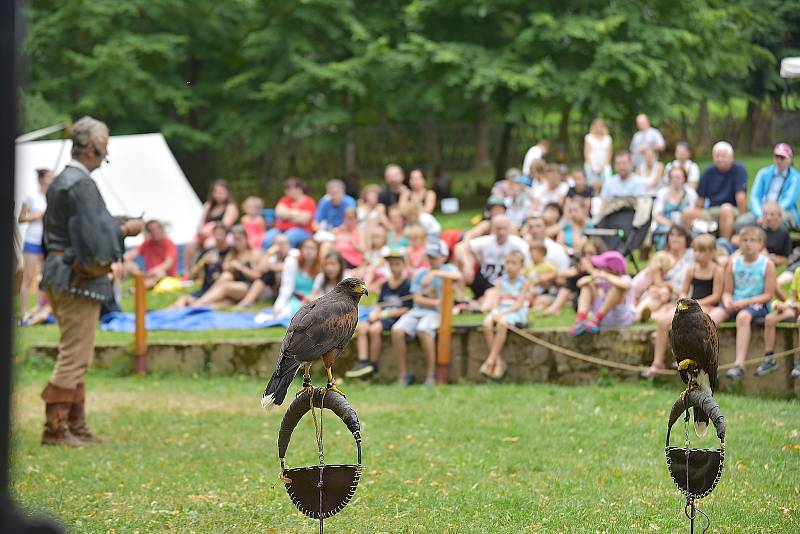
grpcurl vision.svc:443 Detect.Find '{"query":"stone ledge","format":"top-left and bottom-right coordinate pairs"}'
top-left (24, 327), bottom-right (799, 398)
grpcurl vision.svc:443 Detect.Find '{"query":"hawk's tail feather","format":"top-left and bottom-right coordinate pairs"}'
top-left (261, 356), bottom-right (302, 410)
top-left (693, 406), bottom-right (709, 437)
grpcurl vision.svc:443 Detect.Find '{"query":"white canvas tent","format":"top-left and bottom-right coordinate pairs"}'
top-left (781, 57), bottom-right (800, 79)
top-left (15, 132), bottom-right (202, 245)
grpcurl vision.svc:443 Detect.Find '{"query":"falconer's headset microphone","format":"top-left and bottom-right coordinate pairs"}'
top-left (93, 145), bottom-right (110, 165)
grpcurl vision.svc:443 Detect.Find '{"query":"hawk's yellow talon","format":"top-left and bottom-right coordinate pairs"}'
top-left (677, 359), bottom-right (698, 371)
top-left (295, 385), bottom-right (314, 397)
top-left (322, 384), bottom-right (346, 398)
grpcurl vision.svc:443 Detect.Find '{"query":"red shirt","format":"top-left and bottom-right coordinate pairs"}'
top-left (275, 195), bottom-right (316, 233)
top-left (138, 237), bottom-right (178, 276)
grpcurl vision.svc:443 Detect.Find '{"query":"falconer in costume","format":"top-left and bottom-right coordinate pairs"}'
top-left (39, 116), bottom-right (143, 446)
top-left (671, 298), bottom-right (719, 436)
top-left (262, 278), bottom-right (368, 408)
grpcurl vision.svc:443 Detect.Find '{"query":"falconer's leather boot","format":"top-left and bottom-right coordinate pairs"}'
top-left (68, 382), bottom-right (99, 442)
top-left (41, 382), bottom-right (85, 447)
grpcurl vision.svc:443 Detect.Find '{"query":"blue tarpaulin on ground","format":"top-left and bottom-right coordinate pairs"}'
top-left (99, 306), bottom-right (374, 332)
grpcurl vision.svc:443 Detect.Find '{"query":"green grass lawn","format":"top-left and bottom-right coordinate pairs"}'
top-left (10, 364), bottom-right (800, 533)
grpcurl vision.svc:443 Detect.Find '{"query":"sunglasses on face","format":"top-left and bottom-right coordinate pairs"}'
top-left (774, 154), bottom-right (787, 160)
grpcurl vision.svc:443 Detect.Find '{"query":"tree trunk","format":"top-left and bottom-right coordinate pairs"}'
top-left (423, 121), bottom-right (442, 175)
top-left (343, 129), bottom-right (356, 175)
top-left (680, 112), bottom-right (688, 143)
top-left (494, 122), bottom-right (514, 183)
top-left (737, 100), bottom-right (757, 154)
top-left (695, 99), bottom-right (710, 154)
top-left (473, 100), bottom-right (492, 172)
top-left (556, 103), bottom-right (572, 163)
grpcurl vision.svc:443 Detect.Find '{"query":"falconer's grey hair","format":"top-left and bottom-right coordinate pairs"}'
top-left (70, 116), bottom-right (109, 157)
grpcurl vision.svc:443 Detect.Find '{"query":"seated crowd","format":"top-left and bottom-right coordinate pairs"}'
top-left (106, 114), bottom-right (800, 385)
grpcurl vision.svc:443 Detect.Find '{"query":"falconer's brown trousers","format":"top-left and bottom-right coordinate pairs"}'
top-left (41, 291), bottom-right (101, 446)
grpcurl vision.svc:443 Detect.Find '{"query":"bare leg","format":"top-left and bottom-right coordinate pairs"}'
top-left (764, 309), bottom-right (796, 353)
top-left (734, 310), bottom-right (753, 365)
top-left (356, 321), bottom-right (369, 359)
top-left (482, 314), bottom-right (495, 352)
top-left (682, 207), bottom-right (703, 230)
top-left (19, 253), bottom-right (42, 319)
top-left (418, 332), bottom-right (437, 376)
top-left (596, 285), bottom-right (625, 316)
top-left (235, 279), bottom-right (266, 310)
top-left (368, 321), bottom-right (383, 362)
top-left (193, 273), bottom-right (237, 306)
top-left (718, 203), bottom-right (736, 241)
top-left (488, 317), bottom-right (509, 364)
top-left (183, 242), bottom-right (197, 276)
top-left (651, 312), bottom-right (673, 369)
top-left (708, 307), bottom-right (728, 326)
top-left (576, 285), bottom-right (594, 315)
top-left (391, 326), bottom-right (408, 378)
top-left (542, 287), bottom-right (572, 315)
top-left (194, 280), bottom-right (248, 307)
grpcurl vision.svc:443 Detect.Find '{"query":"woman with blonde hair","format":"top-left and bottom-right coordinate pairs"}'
top-left (583, 118), bottom-right (613, 190)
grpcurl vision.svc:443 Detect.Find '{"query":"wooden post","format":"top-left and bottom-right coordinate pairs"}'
top-left (133, 272), bottom-right (148, 375)
top-left (436, 277), bottom-right (454, 384)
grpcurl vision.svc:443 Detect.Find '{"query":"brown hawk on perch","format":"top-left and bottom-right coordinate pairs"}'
top-left (670, 298), bottom-right (719, 437)
top-left (261, 278), bottom-right (368, 409)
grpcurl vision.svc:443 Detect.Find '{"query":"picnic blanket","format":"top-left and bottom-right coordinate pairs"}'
top-left (100, 306), bottom-right (374, 332)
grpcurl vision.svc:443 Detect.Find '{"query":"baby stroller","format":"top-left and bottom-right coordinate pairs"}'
top-left (584, 197), bottom-right (654, 273)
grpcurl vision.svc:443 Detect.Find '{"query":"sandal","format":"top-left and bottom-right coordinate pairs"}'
top-left (491, 360), bottom-right (508, 380)
top-left (479, 360), bottom-right (494, 377)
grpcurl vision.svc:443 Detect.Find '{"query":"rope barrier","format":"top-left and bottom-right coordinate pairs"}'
top-left (504, 323), bottom-right (800, 375)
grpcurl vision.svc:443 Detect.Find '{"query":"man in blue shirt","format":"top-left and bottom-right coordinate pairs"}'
top-left (601, 151), bottom-right (645, 202)
top-left (314, 179), bottom-right (356, 230)
top-left (736, 143), bottom-right (799, 230)
top-left (683, 141), bottom-right (747, 240)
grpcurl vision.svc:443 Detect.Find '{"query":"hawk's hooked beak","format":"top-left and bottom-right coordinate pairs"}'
top-left (678, 302), bottom-right (689, 312)
top-left (356, 283), bottom-right (368, 296)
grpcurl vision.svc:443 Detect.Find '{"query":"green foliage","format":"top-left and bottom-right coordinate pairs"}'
top-left (21, 0), bottom-right (788, 192)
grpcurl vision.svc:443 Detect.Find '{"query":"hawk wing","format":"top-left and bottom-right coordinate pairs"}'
top-left (280, 294), bottom-right (358, 363)
top-left (701, 312), bottom-right (719, 392)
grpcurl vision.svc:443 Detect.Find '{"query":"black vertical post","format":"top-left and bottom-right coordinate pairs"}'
top-left (0, 0), bottom-right (20, 502)
top-left (1, 2), bottom-right (62, 532)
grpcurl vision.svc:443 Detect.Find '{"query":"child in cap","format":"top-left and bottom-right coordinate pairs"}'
top-left (709, 226), bottom-right (776, 380)
top-left (479, 250), bottom-right (531, 380)
top-left (391, 240), bottom-right (462, 386)
top-left (568, 250), bottom-right (634, 335)
top-left (348, 250), bottom-right (411, 380)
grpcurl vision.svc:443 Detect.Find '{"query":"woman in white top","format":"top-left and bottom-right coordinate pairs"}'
top-left (18, 168), bottom-right (53, 320)
top-left (636, 147), bottom-right (664, 195)
top-left (583, 118), bottom-right (613, 189)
